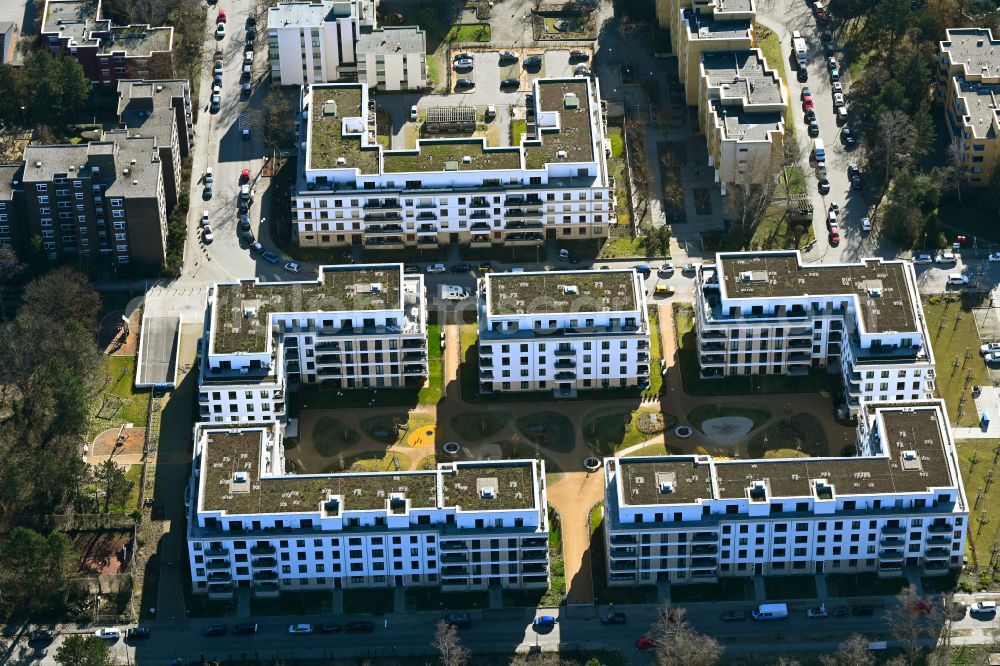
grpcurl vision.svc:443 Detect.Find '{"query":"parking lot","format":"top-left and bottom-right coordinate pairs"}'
top-left (377, 49), bottom-right (589, 151)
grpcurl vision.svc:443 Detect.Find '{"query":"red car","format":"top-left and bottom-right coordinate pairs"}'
top-left (240, 168), bottom-right (250, 183)
top-left (636, 636), bottom-right (658, 649)
top-left (802, 98), bottom-right (814, 111)
top-left (829, 230), bottom-right (840, 246)
top-left (217, 10), bottom-right (227, 22)
top-left (916, 600), bottom-right (933, 614)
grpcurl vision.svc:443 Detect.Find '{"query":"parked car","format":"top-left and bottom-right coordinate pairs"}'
top-left (658, 263), bottom-right (675, 275)
top-left (981, 343), bottom-right (1000, 355)
top-left (574, 65), bottom-right (592, 76)
top-left (202, 225), bottom-right (214, 243)
top-left (806, 604), bottom-right (828, 618)
top-left (948, 273), bottom-right (970, 286)
top-left (827, 56), bottom-right (837, 70)
top-left (454, 59), bottom-right (474, 71)
top-left (797, 68), bottom-right (809, 82)
top-left (972, 601), bottom-right (998, 616)
top-left (410, 105), bottom-right (418, 121)
top-left (288, 624), bottom-right (313, 635)
top-left (851, 604), bottom-right (874, 616)
top-left (821, 29), bottom-right (832, 41)
top-left (808, 121), bottom-right (820, 137)
top-left (451, 263), bottom-right (473, 273)
top-left (720, 609), bottom-right (748, 622)
top-left (636, 636), bottom-right (658, 649)
top-left (478, 262), bottom-right (493, 272)
top-left (832, 81), bottom-right (843, 94)
top-left (446, 612), bottom-right (472, 629)
top-left (830, 68), bottom-right (840, 81)
top-left (94, 628), bottom-right (121, 640)
top-left (600, 610), bottom-right (627, 624)
top-left (804, 108), bottom-right (816, 122)
top-left (848, 162), bottom-right (861, 187)
top-left (861, 217), bottom-right (872, 232)
top-left (833, 92), bottom-right (845, 106)
top-left (453, 52), bottom-right (473, 62)
top-left (126, 627), bottom-right (151, 640)
top-left (346, 621), bottom-right (375, 633)
top-left (569, 49), bottom-right (589, 61)
top-left (533, 616), bottom-right (556, 629)
top-left (404, 265), bottom-right (420, 274)
top-left (800, 87), bottom-right (812, 100)
top-left (455, 78), bottom-right (475, 89)
top-left (216, 22), bottom-right (226, 38)
top-left (28, 630), bottom-right (54, 644)
top-left (499, 51), bottom-right (518, 62)
top-left (319, 623), bottom-right (341, 634)
top-left (261, 250), bottom-right (280, 264)
top-left (427, 263), bottom-right (447, 273)
top-left (935, 251), bottom-right (957, 264)
top-left (201, 211), bottom-right (210, 227)
top-left (500, 78), bottom-right (520, 89)
top-left (912, 253), bottom-right (933, 264)
top-left (989, 252), bottom-right (1000, 262)
top-left (829, 230), bottom-right (840, 246)
top-left (818, 176), bottom-right (830, 194)
top-left (250, 241), bottom-right (264, 254)
top-left (232, 623), bottom-right (258, 635)
top-left (213, 60), bottom-right (223, 74)
top-left (831, 606), bottom-right (850, 617)
top-left (210, 94), bottom-right (221, 112)
top-left (524, 55), bottom-right (542, 68)
top-left (283, 261), bottom-right (300, 273)
top-left (202, 183), bottom-right (213, 200)
top-left (987, 352), bottom-right (1000, 364)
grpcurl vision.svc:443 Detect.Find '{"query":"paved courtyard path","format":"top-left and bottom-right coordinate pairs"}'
top-left (546, 470), bottom-right (605, 604)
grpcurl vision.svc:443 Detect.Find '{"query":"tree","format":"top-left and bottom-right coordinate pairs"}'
top-left (20, 266), bottom-right (101, 335)
top-left (820, 634), bottom-right (875, 666)
top-left (432, 619), bottom-right (470, 666)
top-left (55, 634), bottom-right (113, 666)
top-left (650, 604), bottom-right (723, 666)
top-left (884, 584), bottom-right (939, 665)
top-left (641, 224), bottom-right (672, 256)
top-left (0, 244), bottom-right (21, 320)
top-left (0, 527), bottom-right (75, 617)
top-left (93, 459), bottom-right (135, 513)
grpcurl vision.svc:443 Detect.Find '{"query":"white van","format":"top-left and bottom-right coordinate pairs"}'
top-left (439, 284), bottom-right (470, 300)
top-left (813, 139), bottom-right (826, 162)
top-left (791, 30), bottom-right (802, 39)
top-left (752, 603), bottom-right (789, 621)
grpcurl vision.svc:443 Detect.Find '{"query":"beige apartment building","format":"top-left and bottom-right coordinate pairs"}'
top-left (938, 28), bottom-right (1000, 186)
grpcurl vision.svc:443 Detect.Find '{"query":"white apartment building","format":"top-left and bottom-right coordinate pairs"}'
top-left (603, 400), bottom-right (968, 585)
top-left (187, 423), bottom-right (549, 599)
top-left (695, 252), bottom-right (935, 415)
top-left (267, 0), bottom-right (426, 89)
top-left (199, 264), bottom-right (428, 424)
top-left (293, 78), bottom-right (612, 250)
top-left (477, 269), bottom-right (652, 396)
top-left (356, 26), bottom-right (426, 91)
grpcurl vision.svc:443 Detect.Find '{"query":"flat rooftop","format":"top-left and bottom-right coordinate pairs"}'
top-left (98, 24), bottom-right (173, 55)
top-left (487, 269), bottom-right (639, 316)
top-left (711, 102), bottom-right (783, 141)
top-left (199, 429), bottom-right (538, 515)
top-left (714, 0), bottom-right (754, 12)
top-left (941, 28), bottom-right (1000, 78)
top-left (703, 51), bottom-right (783, 105)
top-left (684, 11), bottom-right (752, 40)
top-left (715, 405), bottom-right (952, 500)
top-left (42, 0), bottom-right (98, 41)
top-left (717, 253), bottom-right (917, 333)
top-left (211, 265), bottom-right (403, 355)
top-left (269, 1), bottom-right (343, 27)
top-left (356, 26), bottom-right (424, 54)
top-left (524, 79), bottom-right (596, 170)
top-left (954, 77), bottom-right (1000, 138)
top-left (307, 86), bottom-right (379, 173)
top-left (618, 458), bottom-right (715, 506)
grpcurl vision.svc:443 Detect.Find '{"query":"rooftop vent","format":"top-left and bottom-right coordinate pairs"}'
top-left (563, 93), bottom-right (579, 108)
top-left (868, 287), bottom-right (882, 297)
top-left (479, 486), bottom-right (495, 499)
top-left (231, 471), bottom-right (251, 493)
top-left (123, 168), bottom-right (130, 175)
top-left (656, 471), bottom-right (676, 494)
top-left (322, 100), bottom-right (338, 116)
top-left (130, 159), bottom-right (136, 165)
top-left (336, 157), bottom-right (346, 165)
top-left (563, 285), bottom-right (579, 295)
top-left (557, 150), bottom-right (568, 159)
top-left (462, 155), bottom-right (472, 163)
top-left (35, 161), bottom-right (41, 168)
top-left (68, 165), bottom-right (75, 171)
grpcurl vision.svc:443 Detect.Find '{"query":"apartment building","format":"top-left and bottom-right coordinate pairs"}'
top-left (477, 269), bottom-right (652, 396)
top-left (0, 21), bottom-right (18, 64)
top-left (0, 164), bottom-right (23, 250)
top-left (116, 79), bottom-right (193, 213)
top-left (187, 423), bottom-right (549, 599)
top-left (938, 28), bottom-right (1000, 186)
top-left (356, 26), bottom-right (427, 91)
top-left (41, 0), bottom-right (175, 86)
top-left (603, 400), bottom-right (968, 585)
top-left (695, 252), bottom-right (935, 415)
top-left (19, 135), bottom-right (168, 265)
top-left (293, 78), bottom-right (612, 250)
top-left (199, 264), bottom-right (428, 424)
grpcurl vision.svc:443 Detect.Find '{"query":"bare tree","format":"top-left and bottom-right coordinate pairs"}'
top-left (433, 619), bottom-right (469, 666)
top-left (650, 604), bottom-right (723, 666)
top-left (883, 585), bottom-right (939, 665)
top-left (0, 245), bottom-right (21, 320)
top-left (945, 140), bottom-right (965, 204)
top-left (872, 110), bottom-right (917, 214)
top-left (819, 633), bottom-right (875, 666)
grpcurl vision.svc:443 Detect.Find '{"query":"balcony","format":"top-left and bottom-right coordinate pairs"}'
top-left (441, 553), bottom-right (468, 564)
top-left (204, 546), bottom-right (229, 558)
top-left (505, 196), bottom-right (541, 207)
top-left (522, 549), bottom-right (547, 561)
top-left (929, 523), bottom-right (952, 534)
top-left (555, 371), bottom-right (576, 380)
top-left (692, 533), bottom-right (717, 542)
top-left (691, 556), bottom-right (717, 567)
top-left (523, 538), bottom-right (547, 548)
top-left (207, 571), bottom-right (232, 583)
top-left (252, 557), bottom-right (278, 569)
top-left (470, 198), bottom-right (489, 208)
top-left (877, 563), bottom-right (903, 574)
top-left (471, 235), bottom-right (491, 247)
top-left (208, 583), bottom-right (234, 600)
top-left (252, 582), bottom-right (280, 598)
top-left (416, 212), bottom-right (437, 221)
top-left (522, 563), bottom-right (547, 574)
top-left (788, 339), bottom-right (811, 349)
top-left (206, 559), bottom-right (230, 571)
top-left (366, 237), bottom-right (404, 248)
top-left (700, 341), bottom-right (725, 352)
top-left (878, 550), bottom-right (904, 561)
top-left (926, 535), bottom-right (950, 545)
top-left (441, 541), bottom-right (467, 551)
top-left (404, 364), bottom-right (426, 375)
top-left (253, 570), bottom-right (279, 581)
top-left (554, 359), bottom-right (575, 369)
top-left (788, 327), bottom-right (812, 337)
top-left (692, 544), bottom-right (718, 555)
top-left (637, 352), bottom-right (650, 362)
top-left (700, 354), bottom-right (725, 365)
top-left (363, 199), bottom-right (401, 210)
top-left (403, 351), bottom-right (427, 361)
top-left (479, 357), bottom-right (493, 368)
top-left (364, 213), bottom-right (403, 222)
top-left (554, 347), bottom-right (576, 357)
top-left (471, 211), bottom-right (491, 220)
top-left (788, 351), bottom-right (811, 361)
top-left (441, 565), bottom-right (469, 576)
top-left (924, 547), bottom-right (951, 559)
top-left (702, 330), bottom-right (726, 340)
top-left (417, 224), bottom-right (438, 233)
top-left (418, 235), bottom-right (437, 245)
top-left (610, 535), bottom-right (637, 545)
top-left (365, 224), bottom-right (404, 234)
top-left (504, 232), bottom-right (544, 245)
top-left (880, 537), bottom-right (904, 548)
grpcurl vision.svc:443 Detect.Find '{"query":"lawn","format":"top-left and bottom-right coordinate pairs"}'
top-left (955, 439), bottom-right (1000, 578)
top-left (338, 449), bottom-right (412, 472)
top-left (674, 304), bottom-right (836, 396)
top-left (451, 411), bottom-right (511, 441)
top-left (516, 411), bottom-right (576, 453)
top-left (446, 23), bottom-right (491, 42)
top-left (88, 355), bottom-right (149, 442)
top-left (511, 119), bottom-right (526, 146)
top-left (590, 502), bottom-right (603, 534)
top-left (460, 322), bottom-right (477, 359)
top-left (755, 25), bottom-right (795, 139)
top-left (582, 407), bottom-right (671, 455)
top-left (251, 590), bottom-right (331, 616)
top-left (923, 296), bottom-right (991, 427)
top-left (312, 416), bottom-right (360, 455)
top-left (598, 235), bottom-right (644, 258)
top-left (648, 306), bottom-right (663, 395)
top-left (419, 323), bottom-right (445, 405)
top-left (605, 126), bottom-right (632, 228)
top-left (763, 574), bottom-right (816, 599)
top-left (748, 413), bottom-right (829, 458)
top-left (750, 204), bottom-right (814, 250)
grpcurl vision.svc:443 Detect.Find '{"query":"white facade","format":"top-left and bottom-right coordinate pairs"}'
top-left (695, 252), bottom-right (935, 415)
top-left (199, 264), bottom-right (427, 422)
top-left (187, 424), bottom-right (549, 599)
top-left (294, 79), bottom-right (613, 249)
top-left (477, 269), bottom-right (652, 395)
top-left (603, 400), bottom-right (968, 585)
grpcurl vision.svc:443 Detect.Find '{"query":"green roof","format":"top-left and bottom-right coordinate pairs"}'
top-left (488, 270), bottom-right (638, 315)
top-left (308, 87), bottom-right (380, 173)
top-left (383, 141), bottom-right (521, 173)
top-left (211, 266), bottom-right (402, 355)
top-left (524, 80), bottom-right (596, 170)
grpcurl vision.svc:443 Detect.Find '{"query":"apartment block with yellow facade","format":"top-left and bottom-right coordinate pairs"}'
top-left (938, 28), bottom-right (1000, 186)
top-left (700, 50), bottom-right (786, 191)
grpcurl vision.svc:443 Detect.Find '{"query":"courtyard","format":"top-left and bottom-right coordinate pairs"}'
top-left (286, 303), bottom-right (858, 604)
